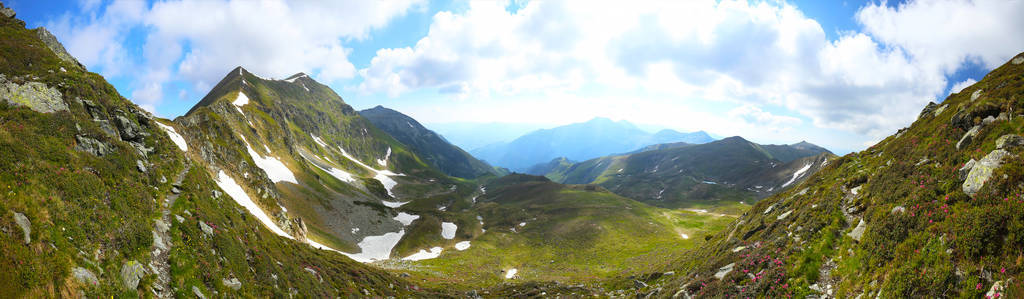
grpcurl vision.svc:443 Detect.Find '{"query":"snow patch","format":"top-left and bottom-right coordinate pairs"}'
top-left (311, 161), bottom-right (356, 183)
top-left (377, 147), bottom-right (391, 166)
top-left (394, 212), bottom-right (419, 226)
top-left (455, 241), bottom-right (471, 251)
top-left (781, 163), bottom-right (813, 188)
top-left (441, 222), bottom-right (457, 239)
top-left (343, 230), bottom-right (405, 263)
top-left (155, 122), bottom-right (188, 152)
top-left (505, 269), bottom-right (518, 279)
top-left (215, 171), bottom-right (292, 239)
top-left (403, 247), bottom-right (443, 261)
top-left (241, 136), bottom-right (297, 184)
top-left (232, 91), bottom-right (249, 106)
top-left (381, 200), bottom-right (409, 208)
top-left (311, 134), bottom-right (328, 148)
top-left (338, 146), bottom-right (403, 197)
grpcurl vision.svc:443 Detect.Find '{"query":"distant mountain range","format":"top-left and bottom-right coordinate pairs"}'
top-left (360, 106), bottom-right (497, 179)
top-left (471, 117), bottom-right (715, 171)
top-left (535, 136), bottom-right (835, 207)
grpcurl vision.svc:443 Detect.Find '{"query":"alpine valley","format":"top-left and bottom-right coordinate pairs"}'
top-left (3, 2), bottom-right (1024, 299)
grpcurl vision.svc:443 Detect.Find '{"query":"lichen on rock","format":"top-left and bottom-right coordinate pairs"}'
top-left (0, 75), bottom-right (68, 113)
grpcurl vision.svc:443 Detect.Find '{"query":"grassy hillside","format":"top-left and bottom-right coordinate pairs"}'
top-left (381, 174), bottom-right (737, 291)
top-left (641, 52), bottom-right (1024, 298)
top-left (0, 11), bottom-right (433, 297)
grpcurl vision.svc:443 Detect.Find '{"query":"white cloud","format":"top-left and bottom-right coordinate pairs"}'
top-left (728, 105), bottom-right (801, 130)
top-left (47, 0), bottom-right (423, 116)
top-left (949, 78), bottom-right (977, 95)
top-left (361, 0), bottom-right (1022, 146)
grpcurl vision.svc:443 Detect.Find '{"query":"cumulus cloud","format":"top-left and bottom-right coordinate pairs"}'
top-left (359, 0), bottom-right (1024, 144)
top-left (47, 0), bottom-right (422, 115)
top-left (729, 105), bottom-right (801, 129)
top-left (950, 78), bottom-right (978, 95)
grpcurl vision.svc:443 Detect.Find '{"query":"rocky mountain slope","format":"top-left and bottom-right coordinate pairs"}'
top-left (542, 137), bottom-right (834, 208)
top-left (360, 105), bottom-right (496, 179)
top-left (0, 8), bottom-right (429, 297)
top-left (639, 52), bottom-right (1024, 298)
top-left (472, 117), bottom-right (714, 171)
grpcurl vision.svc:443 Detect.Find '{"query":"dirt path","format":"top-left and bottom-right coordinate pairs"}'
top-left (149, 167), bottom-right (189, 298)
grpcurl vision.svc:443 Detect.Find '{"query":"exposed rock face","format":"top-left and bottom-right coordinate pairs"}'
top-left (13, 212), bottom-right (30, 244)
top-left (971, 89), bottom-right (983, 101)
top-left (956, 126), bottom-right (981, 150)
top-left (714, 263), bottom-right (735, 280)
top-left (0, 75), bottom-right (68, 113)
top-left (919, 102), bottom-right (937, 119)
top-left (192, 286), bottom-right (207, 299)
top-left (963, 149), bottom-right (1011, 197)
top-left (35, 27), bottom-right (84, 69)
top-left (74, 135), bottom-right (112, 156)
top-left (72, 267), bottom-right (98, 286)
top-left (0, 1), bottom-right (15, 18)
top-left (996, 134), bottom-right (1024, 150)
top-left (1013, 55), bottom-right (1024, 65)
top-left (120, 260), bottom-right (145, 289)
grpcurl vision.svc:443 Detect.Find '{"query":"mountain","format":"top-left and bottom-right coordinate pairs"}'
top-left (545, 137), bottom-right (834, 208)
top-left (524, 157), bottom-right (575, 178)
top-left (359, 105), bottom-right (496, 179)
top-left (0, 10), bottom-right (425, 297)
top-left (173, 66), bottom-right (482, 263)
top-left (427, 122), bottom-right (549, 152)
top-left (639, 52), bottom-right (1024, 298)
top-left (471, 117), bottom-right (716, 171)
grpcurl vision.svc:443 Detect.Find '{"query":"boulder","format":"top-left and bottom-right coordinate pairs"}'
top-left (199, 221), bottom-right (214, 235)
top-left (971, 89), bottom-right (983, 101)
top-left (848, 219), bottom-right (867, 241)
top-left (996, 134), bottom-right (1024, 150)
top-left (0, 75), bottom-right (68, 113)
top-left (222, 277), bottom-right (242, 291)
top-left (1013, 55), bottom-right (1024, 65)
top-left (136, 160), bottom-right (147, 173)
top-left (933, 104), bottom-right (948, 117)
top-left (72, 267), bottom-right (98, 286)
top-left (0, 3), bottom-right (13, 18)
top-left (120, 260), bottom-right (145, 289)
top-left (192, 286), bottom-right (207, 299)
top-left (13, 212), bottom-right (30, 244)
top-left (982, 115), bottom-right (997, 125)
top-left (958, 159), bottom-right (976, 181)
top-left (891, 206), bottom-right (906, 214)
top-left (115, 115), bottom-right (143, 142)
top-left (956, 126), bottom-right (981, 150)
top-left (714, 263), bottom-right (735, 280)
top-left (963, 149), bottom-right (1011, 197)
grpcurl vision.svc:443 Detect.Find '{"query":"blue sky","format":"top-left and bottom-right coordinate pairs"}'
top-left (8, 0), bottom-right (1024, 154)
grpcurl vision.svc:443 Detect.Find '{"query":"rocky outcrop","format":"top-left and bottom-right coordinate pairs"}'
top-left (1, 1), bottom-right (15, 18)
top-left (848, 218), bottom-right (867, 241)
top-left (963, 149), bottom-right (1011, 197)
top-left (958, 159), bottom-right (976, 181)
top-left (35, 27), bottom-right (84, 69)
top-left (996, 134), bottom-right (1024, 150)
top-left (0, 75), bottom-right (68, 113)
top-left (74, 135), bottom-right (112, 156)
top-left (222, 277), bottom-right (242, 290)
top-left (956, 126), bottom-right (981, 150)
top-left (13, 212), bottom-right (30, 244)
top-left (120, 260), bottom-right (145, 289)
top-left (918, 102), bottom-right (938, 119)
top-left (199, 221), bottom-right (214, 235)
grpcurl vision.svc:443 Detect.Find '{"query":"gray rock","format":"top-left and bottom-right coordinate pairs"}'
top-left (0, 76), bottom-right (68, 113)
top-left (136, 160), bottom-right (147, 173)
top-left (72, 267), bottom-right (98, 286)
top-left (171, 186), bottom-right (181, 194)
top-left (933, 104), bottom-right (947, 117)
top-left (0, 2), bottom-right (13, 18)
top-left (35, 27), bottom-right (84, 68)
top-left (634, 280), bottom-right (648, 289)
top-left (987, 280), bottom-right (1006, 298)
top-left (1013, 55), bottom-right (1024, 65)
top-left (919, 102), bottom-right (937, 119)
top-left (996, 134), bottom-right (1024, 150)
top-left (714, 263), bottom-right (734, 280)
top-left (120, 260), bottom-right (145, 289)
top-left (956, 125), bottom-right (981, 150)
top-left (958, 159), bottom-right (976, 181)
top-left (777, 210), bottom-right (793, 220)
top-left (152, 230), bottom-right (167, 251)
top-left (972, 89), bottom-right (983, 101)
top-left (175, 215), bottom-right (185, 223)
top-left (982, 115), bottom-right (997, 125)
top-left (891, 206), bottom-right (905, 214)
top-left (964, 149), bottom-right (1011, 197)
top-left (13, 212), bottom-right (30, 244)
top-left (192, 286), bottom-right (207, 299)
top-left (222, 277), bottom-right (242, 290)
top-left (115, 115), bottom-right (143, 142)
top-left (848, 219), bottom-right (867, 241)
top-left (199, 221), bottom-right (214, 235)
top-left (74, 135), bottom-right (112, 156)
